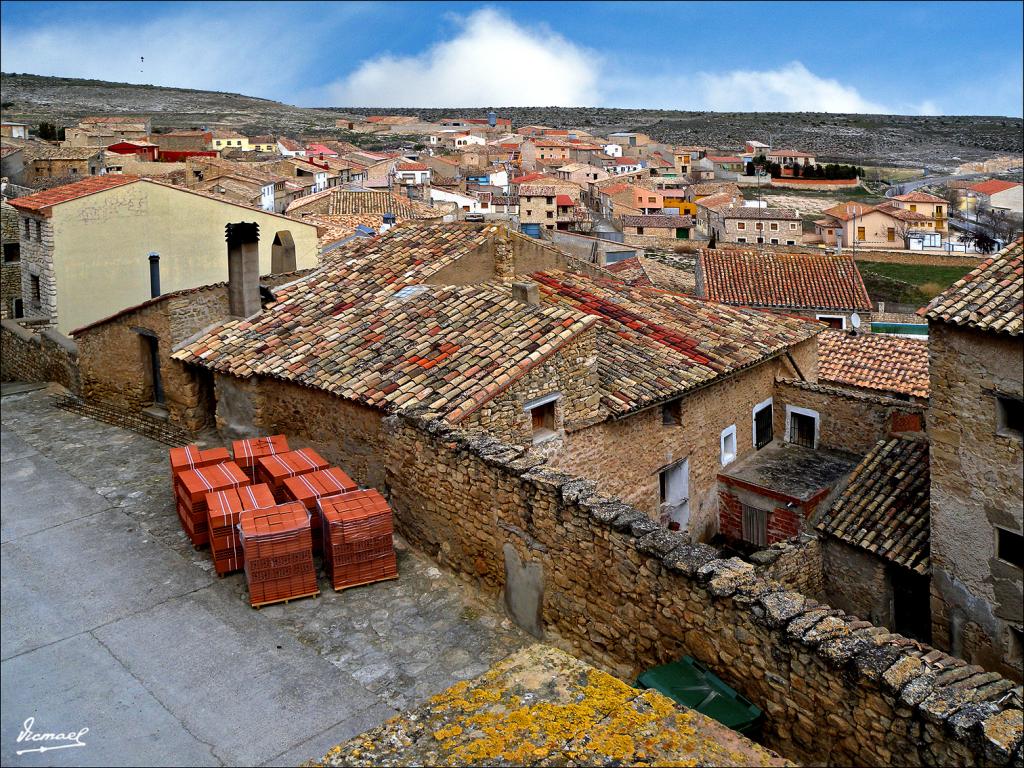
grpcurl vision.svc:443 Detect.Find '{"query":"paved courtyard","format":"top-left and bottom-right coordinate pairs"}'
top-left (0, 385), bottom-right (528, 766)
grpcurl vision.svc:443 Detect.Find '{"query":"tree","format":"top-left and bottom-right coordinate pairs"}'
top-left (960, 230), bottom-right (998, 254)
top-left (37, 121), bottom-right (58, 140)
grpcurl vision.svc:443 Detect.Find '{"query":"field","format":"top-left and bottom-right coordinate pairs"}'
top-left (858, 261), bottom-right (974, 305)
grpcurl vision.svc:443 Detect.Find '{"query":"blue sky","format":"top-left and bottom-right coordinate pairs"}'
top-left (2, 1), bottom-right (1022, 116)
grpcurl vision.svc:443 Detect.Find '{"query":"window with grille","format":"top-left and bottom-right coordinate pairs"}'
top-left (754, 403), bottom-right (773, 449)
top-left (790, 412), bottom-right (816, 448)
top-left (741, 503), bottom-right (769, 546)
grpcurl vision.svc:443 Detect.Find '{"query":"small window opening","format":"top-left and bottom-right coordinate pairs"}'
top-left (996, 527), bottom-right (1023, 569)
top-left (996, 395), bottom-right (1023, 439)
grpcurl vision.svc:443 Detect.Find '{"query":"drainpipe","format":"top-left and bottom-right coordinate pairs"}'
top-left (148, 251), bottom-right (161, 298)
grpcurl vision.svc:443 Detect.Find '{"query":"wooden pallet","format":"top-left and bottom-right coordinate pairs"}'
top-left (330, 573), bottom-right (399, 593)
top-left (250, 589), bottom-right (320, 609)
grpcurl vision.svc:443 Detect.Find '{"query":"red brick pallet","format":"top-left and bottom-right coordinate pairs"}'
top-left (257, 448), bottom-right (330, 502)
top-left (206, 483), bottom-right (276, 575)
top-left (232, 435), bottom-right (289, 483)
top-left (239, 502), bottom-right (319, 608)
top-left (320, 489), bottom-right (398, 592)
top-left (177, 461), bottom-right (249, 547)
top-left (282, 467), bottom-right (358, 554)
top-left (170, 444), bottom-right (231, 488)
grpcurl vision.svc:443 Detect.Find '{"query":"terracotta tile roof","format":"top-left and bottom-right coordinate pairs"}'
top-left (82, 115), bottom-right (149, 125)
top-left (286, 188), bottom-right (442, 219)
top-left (396, 162), bottom-right (429, 171)
top-left (277, 138), bottom-right (303, 151)
top-left (818, 330), bottom-right (929, 398)
top-left (694, 192), bottom-right (735, 211)
top-left (817, 437), bottom-right (930, 574)
top-left (7, 174), bottom-right (139, 214)
top-left (172, 224), bottom-right (598, 423)
top-left (922, 237), bottom-right (1023, 335)
top-left (874, 202), bottom-right (931, 222)
top-left (969, 179), bottom-right (1021, 196)
top-left (697, 248), bottom-right (872, 312)
top-left (621, 214), bottom-right (694, 228)
top-left (892, 191), bottom-right (946, 204)
top-left (597, 182), bottom-right (635, 197)
top-left (707, 155), bottom-right (743, 163)
top-left (531, 271), bottom-right (820, 416)
top-left (690, 182), bottom-right (739, 197)
top-left (820, 201), bottom-right (875, 221)
top-left (555, 194), bottom-right (574, 206)
top-left (31, 145), bottom-right (104, 161)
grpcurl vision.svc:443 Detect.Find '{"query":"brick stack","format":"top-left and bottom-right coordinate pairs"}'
top-left (206, 483), bottom-right (276, 575)
top-left (238, 502), bottom-right (319, 607)
top-left (320, 489), bottom-right (398, 591)
top-left (282, 467), bottom-right (358, 554)
top-left (170, 444), bottom-right (231, 494)
top-left (232, 435), bottom-right (289, 483)
top-left (177, 461), bottom-right (249, 547)
top-left (257, 448), bottom-right (330, 501)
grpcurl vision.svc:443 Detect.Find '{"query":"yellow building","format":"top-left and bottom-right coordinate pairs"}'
top-left (9, 176), bottom-right (320, 334)
top-left (211, 130), bottom-right (251, 152)
top-left (249, 135), bottom-right (278, 153)
top-left (889, 191), bottom-right (949, 233)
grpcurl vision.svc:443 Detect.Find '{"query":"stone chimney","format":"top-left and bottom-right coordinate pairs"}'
top-left (512, 281), bottom-right (539, 306)
top-left (493, 226), bottom-right (515, 283)
top-left (226, 222), bottom-right (260, 318)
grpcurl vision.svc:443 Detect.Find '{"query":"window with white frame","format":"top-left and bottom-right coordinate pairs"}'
top-left (525, 392), bottom-right (561, 443)
top-left (785, 405), bottom-right (819, 449)
top-left (816, 314), bottom-right (846, 329)
top-left (752, 398), bottom-right (773, 449)
top-left (720, 424), bottom-right (737, 465)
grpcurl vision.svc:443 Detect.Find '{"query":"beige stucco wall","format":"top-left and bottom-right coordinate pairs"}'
top-left (47, 180), bottom-right (319, 334)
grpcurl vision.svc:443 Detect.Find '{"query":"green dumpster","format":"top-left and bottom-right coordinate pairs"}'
top-left (636, 656), bottom-right (762, 736)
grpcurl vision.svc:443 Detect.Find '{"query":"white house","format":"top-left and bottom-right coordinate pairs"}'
top-left (488, 169), bottom-right (510, 191)
top-left (394, 162), bottom-right (432, 186)
top-left (602, 143), bottom-right (623, 158)
top-left (608, 158), bottom-right (642, 175)
top-left (430, 187), bottom-right (487, 214)
top-left (1, 122), bottom-right (30, 139)
top-left (276, 138), bottom-right (306, 157)
top-left (260, 183), bottom-right (276, 212)
top-left (454, 133), bottom-right (487, 148)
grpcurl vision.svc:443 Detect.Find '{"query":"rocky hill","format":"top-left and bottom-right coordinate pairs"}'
top-left (2, 73), bottom-right (1021, 170)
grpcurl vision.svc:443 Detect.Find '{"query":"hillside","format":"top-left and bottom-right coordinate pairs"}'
top-left (2, 72), bottom-right (1021, 170)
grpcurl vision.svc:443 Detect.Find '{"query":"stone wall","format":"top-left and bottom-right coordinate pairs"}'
top-left (376, 409), bottom-right (1022, 767)
top-left (542, 229), bottom-right (641, 266)
top-left (774, 378), bottom-right (926, 455)
top-left (620, 232), bottom-right (708, 250)
top-left (822, 539), bottom-right (892, 627)
top-left (1, 260), bottom-right (21, 319)
top-left (750, 536), bottom-right (825, 600)
top-left (711, 240), bottom-right (981, 268)
top-left (928, 322), bottom-right (1023, 682)
top-left (0, 318), bottom-right (79, 392)
top-left (18, 212), bottom-right (56, 325)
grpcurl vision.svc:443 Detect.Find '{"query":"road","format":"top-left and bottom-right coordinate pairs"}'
top-left (885, 172), bottom-right (987, 197)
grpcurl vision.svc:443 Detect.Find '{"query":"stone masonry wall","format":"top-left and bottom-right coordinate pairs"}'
top-left (18, 213), bottom-right (56, 326)
top-left (463, 330), bottom-right (603, 448)
top-left (750, 536), bottom-right (826, 601)
top-left (774, 378), bottom-right (926, 455)
top-left (203, 371), bottom-right (1023, 766)
top-left (0, 318), bottom-right (79, 391)
top-left (377, 409), bottom-right (1022, 767)
top-left (1, 260), bottom-right (21, 319)
top-left (928, 322), bottom-right (1023, 682)
top-left (822, 539), bottom-right (893, 628)
top-left (547, 340), bottom-right (817, 543)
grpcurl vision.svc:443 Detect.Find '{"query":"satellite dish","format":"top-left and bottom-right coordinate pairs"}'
top-left (850, 312), bottom-right (862, 329)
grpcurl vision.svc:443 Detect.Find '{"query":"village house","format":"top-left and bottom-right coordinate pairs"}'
top-left (7, 175), bottom-right (320, 334)
top-left (183, 156), bottom-right (294, 212)
top-left (211, 130), bottom-right (251, 152)
top-left (1, 121), bottom-right (30, 139)
top-left (706, 155), bottom-right (746, 180)
top-left (248, 135), bottom-right (278, 153)
top-left (276, 137), bottom-right (306, 157)
top-left (922, 239), bottom-right (1023, 681)
top-left (518, 182), bottom-right (585, 235)
top-left (816, 330), bottom-right (929, 401)
top-left (64, 116), bottom-right (151, 147)
top-left (555, 162), bottom-right (609, 187)
top-left (520, 139), bottom-right (572, 170)
top-left (1, 144), bottom-right (27, 186)
top-left (23, 145), bottom-right (104, 185)
top-left (620, 214), bottom-right (694, 240)
top-left (815, 201), bottom-right (936, 249)
top-left (765, 149), bottom-right (817, 167)
top-left (705, 205), bottom-right (802, 245)
top-left (605, 157), bottom-right (643, 175)
top-left (1, 198), bottom-right (21, 319)
top-left (695, 247), bottom-right (872, 328)
top-left (658, 188), bottom-right (698, 217)
top-left (968, 179), bottom-right (1024, 215)
top-left (889, 191), bottom-right (949, 233)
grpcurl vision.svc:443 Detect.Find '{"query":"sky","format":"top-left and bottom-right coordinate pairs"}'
top-left (1, 1), bottom-right (1022, 116)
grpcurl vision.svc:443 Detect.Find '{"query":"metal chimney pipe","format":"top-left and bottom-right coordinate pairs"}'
top-left (148, 251), bottom-right (161, 298)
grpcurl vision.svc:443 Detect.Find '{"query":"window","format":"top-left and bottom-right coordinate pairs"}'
top-left (30, 274), bottom-right (41, 303)
top-left (648, 197), bottom-right (656, 203)
top-left (816, 314), bottom-right (846, 329)
top-left (770, 238), bottom-right (779, 244)
top-left (737, 237), bottom-right (746, 243)
top-left (996, 527), bottom-right (1023, 569)
top-left (3, 242), bottom-right (19, 262)
top-left (24, 219), bottom-right (29, 239)
top-left (887, 227), bottom-right (896, 242)
top-left (741, 503), bottom-right (769, 547)
top-left (35, 221), bottom-right (41, 241)
top-left (753, 399), bottom-right (773, 449)
top-left (546, 196), bottom-right (553, 204)
top-left (546, 211), bottom-right (553, 219)
top-left (70, 167), bottom-right (78, 175)
top-left (11, 297), bottom-right (23, 318)
top-left (720, 424), bottom-right (737, 465)
top-left (786, 240), bottom-right (796, 245)
top-left (756, 237), bottom-right (764, 244)
top-left (636, 226), bottom-right (644, 234)
top-left (786, 406), bottom-right (818, 448)
top-left (790, 222), bottom-right (798, 230)
top-left (857, 226), bottom-right (866, 240)
top-left (659, 459), bottom-right (689, 530)
top-left (755, 222), bottom-right (763, 230)
top-left (737, 222), bottom-right (746, 230)
top-left (662, 399), bottom-right (681, 426)
top-left (935, 205), bottom-right (943, 216)
top-left (526, 393), bottom-right (559, 443)
top-left (909, 204), bottom-right (917, 212)
top-left (770, 222), bottom-right (779, 231)
top-left (996, 395), bottom-right (1023, 439)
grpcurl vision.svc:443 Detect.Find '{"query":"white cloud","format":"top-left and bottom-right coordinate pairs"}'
top-left (322, 8), bottom-right (600, 107)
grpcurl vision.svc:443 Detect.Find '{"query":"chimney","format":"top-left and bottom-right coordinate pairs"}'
top-left (512, 281), bottom-right (539, 306)
top-left (226, 222), bottom-right (261, 318)
top-left (148, 251), bottom-right (161, 298)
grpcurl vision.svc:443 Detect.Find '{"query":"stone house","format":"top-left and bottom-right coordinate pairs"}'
top-left (1, 199), bottom-right (21, 319)
top-left (555, 162), bottom-right (609, 188)
top-left (1, 145), bottom-right (27, 186)
top-left (25, 146), bottom-right (104, 185)
top-left (8, 176), bottom-right (320, 334)
top-left (706, 205), bottom-right (802, 246)
top-left (922, 239), bottom-right (1023, 681)
top-left (620, 214), bottom-right (694, 240)
top-left (693, 192), bottom-right (740, 237)
top-left (518, 183), bottom-right (584, 234)
top-left (1, 121), bottom-right (30, 139)
top-left (695, 247), bottom-right (873, 329)
top-left (153, 131), bottom-right (212, 153)
top-left (75, 115), bottom-right (151, 141)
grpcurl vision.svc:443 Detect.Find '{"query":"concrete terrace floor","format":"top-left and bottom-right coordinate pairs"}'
top-left (0, 385), bottom-right (528, 767)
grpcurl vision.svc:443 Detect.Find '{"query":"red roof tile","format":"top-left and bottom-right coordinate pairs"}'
top-left (697, 248), bottom-right (872, 312)
top-left (818, 330), bottom-right (929, 398)
top-left (7, 175), bottom-right (140, 214)
top-left (555, 194), bottom-right (574, 206)
top-left (892, 191), bottom-right (946, 204)
top-left (968, 179), bottom-right (1020, 196)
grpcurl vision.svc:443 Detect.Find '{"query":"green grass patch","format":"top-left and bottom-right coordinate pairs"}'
top-left (858, 261), bottom-right (973, 300)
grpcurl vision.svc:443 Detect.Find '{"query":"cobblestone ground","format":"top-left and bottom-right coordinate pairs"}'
top-left (1, 385), bottom-right (528, 764)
